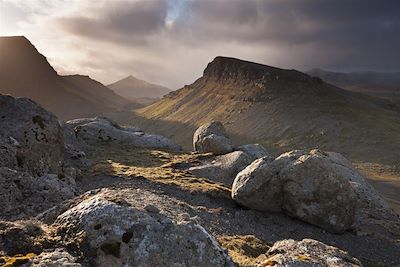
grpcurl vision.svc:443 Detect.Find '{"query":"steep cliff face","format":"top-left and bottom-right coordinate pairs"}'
top-left (0, 36), bottom-right (134, 119)
top-left (137, 57), bottom-right (400, 163)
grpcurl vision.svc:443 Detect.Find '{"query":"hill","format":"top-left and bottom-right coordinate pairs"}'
top-left (108, 75), bottom-right (171, 104)
top-left (125, 57), bottom-right (400, 164)
top-left (0, 36), bottom-right (138, 119)
top-left (307, 68), bottom-right (400, 106)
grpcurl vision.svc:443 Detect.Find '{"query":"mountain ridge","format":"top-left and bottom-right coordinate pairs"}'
top-left (131, 57), bottom-right (400, 164)
top-left (0, 36), bottom-right (136, 119)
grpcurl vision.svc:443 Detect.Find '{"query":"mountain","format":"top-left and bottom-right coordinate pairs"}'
top-left (108, 75), bottom-right (171, 104)
top-left (307, 68), bottom-right (400, 106)
top-left (132, 57), bottom-right (400, 164)
top-left (0, 36), bottom-right (138, 119)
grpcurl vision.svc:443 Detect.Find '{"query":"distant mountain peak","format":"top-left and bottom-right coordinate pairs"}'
top-left (108, 75), bottom-right (171, 100)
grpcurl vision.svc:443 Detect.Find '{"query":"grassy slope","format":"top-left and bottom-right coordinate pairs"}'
top-left (134, 75), bottom-right (400, 164)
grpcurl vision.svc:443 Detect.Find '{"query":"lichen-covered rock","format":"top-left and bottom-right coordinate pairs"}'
top-left (60, 121), bottom-right (91, 170)
top-left (67, 117), bottom-right (181, 151)
top-left (0, 167), bottom-right (78, 220)
top-left (189, 151), bottom-right (252, 186)
top-left (232, 156), bottom-right (283, 213)
top-left (325, 154), bottom-right (400, 239)
top-left (232, 150), bottom-right (358, 233)
top-left (279, 150), bottom-right (357, 233)
top-left (0, 95), bottom-right (64, 176)
top-left (53, 193), bottom-right (233, 267)
top-left (193, 121), bottom-right (233, 155)
top-left (261, 239), bottom-right (361, 267)
top-left (237, 144), bottom-right (270, 160)
top-left (0, 138), bottom-right (18, 170)
top-left (27, 249), bottom-right (81, 267)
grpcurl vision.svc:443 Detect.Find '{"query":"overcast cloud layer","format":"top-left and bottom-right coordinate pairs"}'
top-left (1, 0), bottom-right (399, 88)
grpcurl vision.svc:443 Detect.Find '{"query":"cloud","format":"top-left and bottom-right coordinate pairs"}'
top-left (57, 0), bottom-right (168, 44)
top-left (2, 0), bottom-right (399, 88)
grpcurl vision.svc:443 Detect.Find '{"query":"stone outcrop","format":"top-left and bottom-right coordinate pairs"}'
top-left (261, 239), bottom-right (361, 267)
top-left (0, 95), bottom-right (64, 176)
top-left (60, 121), bottom-right (91, 170)
top-left (53, 192), bottom-right (234, 267)
top-left (232, 150), bottom-right (359, 233)
top-left (0, 167), bottom-right (78, 220)
top-left (67, 117), bottom-right (181, 151)
top-left (237, 144), bottom-right (270, 160)
top-left (188, 151), bottom-right (252, 186)
top-left (193, 121), bottom-right (233, 155)
top-left (27, 249), bottom-right (81, 267)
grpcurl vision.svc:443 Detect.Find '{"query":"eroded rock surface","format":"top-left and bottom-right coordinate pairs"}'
top-left (232, 149), bottom-right (398, 234)
top-left (193, 121), bottom-right (233, 155)
top-left (67, 117), bottom-right (181, 151)
top-left (261, 239), bottom-right (362, 267)
top-left (0, 167), bottom-right (78, 220)
top-left (53, 192), bottom-right (234, 267)
top-left (28, 249), bottom-right (81, 267)
top-left (188, 151), bottom-right (252, 186)
top-left (0, 95), bottom-right (64, 176)
top-left (237, 144), bottom-right (271, 160)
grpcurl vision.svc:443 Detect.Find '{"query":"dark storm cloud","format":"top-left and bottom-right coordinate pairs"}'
top-left (175, 0), bottom-right (400, 70)
top-left (48, 0), bottom-right (400, 87)
top-left (58, 0), bottom-right (400, 71)
top-left (57, 0), bottom-right (168, 44)
top-left (180, 0), bottom-right (400, 44)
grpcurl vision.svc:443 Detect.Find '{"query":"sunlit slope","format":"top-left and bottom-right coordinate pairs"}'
top-left (138, 57), bottom-right (400, 163)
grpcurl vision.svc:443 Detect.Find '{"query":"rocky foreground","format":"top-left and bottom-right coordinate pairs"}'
top-left (0, 94), bottom-right (399, 266)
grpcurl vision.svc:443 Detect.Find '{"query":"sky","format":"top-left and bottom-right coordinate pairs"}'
top-left (0, 0), bottom-right (399, 89)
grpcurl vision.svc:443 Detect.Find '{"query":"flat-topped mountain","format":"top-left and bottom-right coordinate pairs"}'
top-left (135, 57), bottom-right (400, 164)
top-left (0, 36), bottom-right (137, 119)
top-left (108, 75), bottom-right (171, 104)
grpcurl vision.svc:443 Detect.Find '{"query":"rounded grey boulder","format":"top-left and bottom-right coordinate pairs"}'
top-left (193, 121), bottom-right (233, 154)
top-left (232, 156), bottom-right (283, 213)
top-left (280, 150), bottom-right (357, 233)
top-left (53, 192), bottom-right (233, 267)
top-left (232, 149), bottom-right (358, 233)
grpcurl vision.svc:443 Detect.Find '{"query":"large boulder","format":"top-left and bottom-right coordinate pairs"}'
top-left (280, 150), bottom-right (357, 233)
top-left (53, 192), bottom-right (233, 267)
top-left (0, 167), bottom-right (78, 220)
top-left (0, 95), bottom-right (64, 176)
top-left (232, 150), bottom-right (358, 233)
top-left (67, 117), bottom-right (181, 151)
top-left (193, 121), bottom-right (233, 155)
top-left (261, 239), bottom-right (361, 266)
top-left (188, 151), bottom-right (252, 186)
top-left (232, 156), bottom-right (283, 213)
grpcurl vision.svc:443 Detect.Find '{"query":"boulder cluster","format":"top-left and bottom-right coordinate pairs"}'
top-left (0, 95), bottom-right (77, 220)
top-left (0, 95), bottom-right (232, 266)
top-left (1, 95), bottom-right (399, 266)
top-left (191, 121), bottom-right (400, 236)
